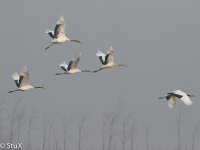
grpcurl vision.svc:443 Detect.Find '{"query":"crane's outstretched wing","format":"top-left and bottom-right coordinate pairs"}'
top-left (45, 29), bottom-right (54, 39)
top-left (104, 53), bottom-right (111, 65)
top-left (12, 72), bottom-right (20, 87)
top-left (96, 51), bottom-right (106, 65)
top-left (59, 61), bottom-right (68, 72)
top-left (19, 66), bottom-right (30, 87)
top-left (67, 60), bottom-right (73, 71)
top-left (173, 90), bottom-right (193, 106)
top-left (167, 92), bottom-right (183, 99)
top-left (179, 94), bottom-right (193, 106)
top-left (106, 46), bottom-right (115, 64)
top-left (180, 96), bottom-right (193, 106)
top-left (54, 15), bottom-right (65, 39)
top-left (166, 95), bottom-right (176, 108)
top-left (68, 52), bottom-right (81, 70)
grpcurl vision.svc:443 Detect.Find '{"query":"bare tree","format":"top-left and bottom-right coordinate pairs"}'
top-left (191, 122), bottom-right (200, 150)
top-left (130, 122), bottom-right (136, 150)
top-left (120, 113), bottom-right (133, 150)
top-left (63, 115), bottom-right (74, 150)
top-left (108, 113), bottom-right (116, 150)
top-left (102, 103), bottom-right (124, 150)
top-left (102, 113), bottom-right (109, 150)
top-left (78, 115), bottom-right (87, 150)
top-left (42, 117), bottom-right (47, 150)
top-left (176, 112), bottom-right (182, 150)
top-left (53, 127), bottom-right (59, 150)
top-left (28, 112), bottom-right (38, 150)
top-left (41, 113), bottom-right (57, 150)
top-left (107, 111), bottom-right (120, 150)
top-left (16, 106), bottom-right (26, 144)
top-left (146, 128), bottom-right (149, 150)
top-left (184, 145), bottom-right (187, 150)
top-left (47, 114), bottom-right (57, 150)
top-left (7, 98), bottom-right (23, 144)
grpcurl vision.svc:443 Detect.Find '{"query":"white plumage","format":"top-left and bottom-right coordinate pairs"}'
top-left (45, 29), bottom-right (54, 34)
top-left (12, 72), bottom-right (20, 81)
top-left (173, 90), bottom-right (193, 106)
top-left (167, 96), bottom-right (176, 109)
top-left (45, 15), bottom-right (82, 50)
top-left (93, 46), bottom-right (127, 73)
top-left (159, 90), bottom-right (194, 108)
top-left (9, 66), bottom-right (44, 93)
top-left (59, 61), bottom-right (68, 71)
top-left (96, 50), bottom-right (106, 63)
top-left (56, 52), bottom-right (91, 75)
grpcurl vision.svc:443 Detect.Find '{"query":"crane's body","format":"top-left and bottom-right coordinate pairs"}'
top-left (19, 84), bottom-right (34, 91)
top-left (93, 46), bottom-right (127, 72)
top-left (158, 90), bottom-right (194, 108)
top-left (52, 35), bottom-right (70, 44)
top-left (45, 16), bottom-right (82, 50)
top-left (55, 52), bottom-right (90, 75)
top-left (9, 66), bottom-right (44, 93)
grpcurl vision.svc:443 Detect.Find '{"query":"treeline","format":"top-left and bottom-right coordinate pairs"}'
top-left (0, 97), bottom-right (199, 150)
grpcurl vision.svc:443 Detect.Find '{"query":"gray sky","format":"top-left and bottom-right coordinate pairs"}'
top-left (0, 0), bottom-right (200, 149)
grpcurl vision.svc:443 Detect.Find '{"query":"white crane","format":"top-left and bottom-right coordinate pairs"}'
top-left (93, 46), bottom-right (127, 72)
top-left (45, 15), bottom-right (82, 50)
top-left (158, 90), bottom-right (194, 108)
top-left (9, 66), bottom-right (45, 93)
top-left (55, 52), bottom-right (90, 75)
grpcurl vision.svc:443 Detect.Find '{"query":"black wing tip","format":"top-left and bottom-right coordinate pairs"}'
top-left (61, 66), bottom-right (67, 72)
